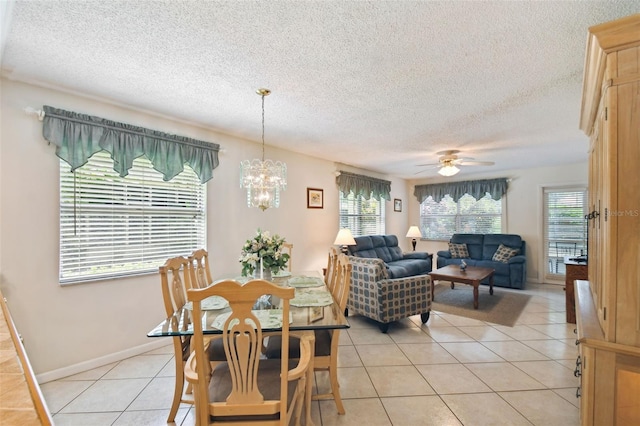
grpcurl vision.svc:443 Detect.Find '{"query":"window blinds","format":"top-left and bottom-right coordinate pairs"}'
top-left (59, 152), bottom-right (206, 283)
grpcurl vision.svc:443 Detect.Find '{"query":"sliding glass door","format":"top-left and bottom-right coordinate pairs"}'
top-left (543, 186), bottom-right (587, 282)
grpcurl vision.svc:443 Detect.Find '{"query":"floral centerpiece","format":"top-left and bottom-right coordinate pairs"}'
top-left (239, 229), bottom-right (290, 277)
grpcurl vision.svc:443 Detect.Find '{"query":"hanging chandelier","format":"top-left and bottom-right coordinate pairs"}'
top-left (240, 88), bottom-right (287, 211)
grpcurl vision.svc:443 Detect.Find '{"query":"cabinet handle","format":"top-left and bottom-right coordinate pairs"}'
top-left (585, 211), bottom-right (600, 220)
top-left (576, 387), bottom-right (581, 398)
top-left (574, 356), bottom-right (582, 377)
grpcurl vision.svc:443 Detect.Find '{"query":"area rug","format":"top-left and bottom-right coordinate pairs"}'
top-left (431, 283), bottom-right (531, 327)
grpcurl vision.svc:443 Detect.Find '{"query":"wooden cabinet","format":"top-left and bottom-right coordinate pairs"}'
top-left (577, 13), bottom-right (640, 426)
top-left (576, 281), bottom-right (640, 426)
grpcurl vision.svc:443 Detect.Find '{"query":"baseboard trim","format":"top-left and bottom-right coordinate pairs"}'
top-left (36, 339), bottom-right (170, 384)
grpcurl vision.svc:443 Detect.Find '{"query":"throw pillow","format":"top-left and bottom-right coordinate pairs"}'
top-left (492, 244), bottom-right (520, 263)
top-left (448, 243), bottom-right (469, 259)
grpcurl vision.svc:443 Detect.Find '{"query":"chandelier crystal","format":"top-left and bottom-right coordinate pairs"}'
top-left (240, 88), bottom-right (287, 211)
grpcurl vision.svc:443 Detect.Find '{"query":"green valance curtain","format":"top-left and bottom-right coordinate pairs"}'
top-left (42, 105), bottom-right (220, 183)
top-left (336, 171), bottom-right (392, 201)
top-left (414, 178), bottom-right (508, 203)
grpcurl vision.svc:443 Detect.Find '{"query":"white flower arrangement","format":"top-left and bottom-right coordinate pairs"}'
top-left (239, 229), bottom-right (290, 277)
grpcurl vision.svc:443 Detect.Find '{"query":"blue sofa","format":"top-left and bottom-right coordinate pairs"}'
top-left (347, 235), bottom-right (433, 278)
top-left (436, 234), bottom-right (526, 289)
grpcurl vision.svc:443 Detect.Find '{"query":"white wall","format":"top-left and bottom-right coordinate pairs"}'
top-left (0, 78), bottom-right (410, 380)
top-left (406, 162), bottom-right (588, 284)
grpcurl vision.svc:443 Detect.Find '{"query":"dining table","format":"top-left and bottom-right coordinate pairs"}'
top-left (147, 271), bottom-right (350, 425)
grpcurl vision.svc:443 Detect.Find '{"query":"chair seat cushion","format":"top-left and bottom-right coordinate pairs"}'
top-left (184, 337), bottom-right (234, 362)
top-left (206, 338), bottom-right (228, 361)
top-left (264, 329), bottom-right (332, 359)
top-left (209, 358), bottom-right (299, 420)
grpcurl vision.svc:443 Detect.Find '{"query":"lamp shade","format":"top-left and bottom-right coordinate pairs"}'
top-left (406, 226), bottom-right (422, 239)
top-left (334, 228), bottom-right (356, 246)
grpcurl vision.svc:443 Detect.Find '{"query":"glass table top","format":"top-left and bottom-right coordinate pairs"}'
top-left (147, 273), bottom-right (349, 337)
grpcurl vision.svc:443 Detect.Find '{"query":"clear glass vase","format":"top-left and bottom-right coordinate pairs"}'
top-left (253, 262), bottom-right (272, 281)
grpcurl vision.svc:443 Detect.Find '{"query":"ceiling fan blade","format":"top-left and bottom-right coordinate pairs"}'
top-left (415, 162), bottom-right (441, 167)
top-left (458, 160), bottom-right (495, 166)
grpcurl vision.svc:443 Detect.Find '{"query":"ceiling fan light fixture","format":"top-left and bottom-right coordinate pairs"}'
top-left (438, 164), bottom-right (460, 177)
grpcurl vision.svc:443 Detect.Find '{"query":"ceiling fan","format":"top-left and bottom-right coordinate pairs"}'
top-left (416, 150), bottom-right (495, 176)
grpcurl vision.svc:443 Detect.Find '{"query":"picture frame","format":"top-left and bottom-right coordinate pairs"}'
top-left (307, 188), bottom-right (324, 209)
top-left (394, 198), bottom-right (402, 212)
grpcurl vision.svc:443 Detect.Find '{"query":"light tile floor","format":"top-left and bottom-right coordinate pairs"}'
top-left (40, 283), bottom-right (580, 425)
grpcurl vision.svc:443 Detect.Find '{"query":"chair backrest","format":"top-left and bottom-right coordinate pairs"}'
top-left (188, 279), bottom-right (297, 425)
top-left (188, 249), bottom-right (212, 289)
top-left (333, 254), bottom-right (352, 311)
top-left (282, 243), bottom-right (293, 272)
top-left (159, 256), bottom-right (191, 317)
top-left (159, 256), bottom-right (192, 362)
top-left (325, 247), bottom-right (339, 293)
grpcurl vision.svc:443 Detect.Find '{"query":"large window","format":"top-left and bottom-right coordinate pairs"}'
top-left (544, 187), bottom-right (587, 277)
top-left (339, 192), bottom-right (385, 236)
top-left (419, 193), bottom-right (502, 240)
top-left (59, 151), bottom-right (206, 284)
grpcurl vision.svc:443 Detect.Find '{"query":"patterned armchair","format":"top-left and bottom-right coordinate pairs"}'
top-left (347, 256), bottom-right (431, 333)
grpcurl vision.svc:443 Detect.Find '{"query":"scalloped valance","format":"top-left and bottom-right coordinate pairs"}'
top-left (42, 106), bottom-right (220, 183)
top-left (336, 171), bottom-right (391, 201)
top-left (414, 178), bottom-right (508, 203)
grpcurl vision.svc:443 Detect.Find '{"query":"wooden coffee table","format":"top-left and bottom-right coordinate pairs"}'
top-left (429, 265), bottom-right (495, 309)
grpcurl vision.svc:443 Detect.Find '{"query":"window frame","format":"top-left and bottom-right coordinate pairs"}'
top-left (338, 191), bottom-right (386, 237)
top-left (59, 151), bottom-right (207, 285)
top-left (419, 193), bottom-right (504, 241)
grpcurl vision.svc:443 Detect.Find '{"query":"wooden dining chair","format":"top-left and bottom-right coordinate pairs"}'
top-left (159, 256), bottom-right (195, 423)
top-left (324, 247), bottom-right (339, 294)
top-left (282, 242), bottom-right (293, 272)
top-left (266, 254), bottom-right (352, 414)
top-left (312, 253), bottom-right (351, 414)
top-left (188, 249), bottom-right (213, 289)
top-left (184, 279), bottom-right (314, 426)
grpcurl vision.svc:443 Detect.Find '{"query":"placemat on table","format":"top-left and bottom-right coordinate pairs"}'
top-left (184, 295), bottom-right (229, 311)
top-left (291, 288), bottom-right (334, 307)
top-left (211, 309), bottom-right (293, 330)
top-left (287, 276), bottom-right (325, 288)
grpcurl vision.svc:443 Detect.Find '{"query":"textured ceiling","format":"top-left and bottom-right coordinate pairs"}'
top-left (2, 1), bottom-right (638, 179)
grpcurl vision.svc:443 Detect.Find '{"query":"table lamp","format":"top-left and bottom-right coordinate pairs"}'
top-left (334, 228), bottom-right (356, 254)
top-left (406, 226), bottom-right (422, 251)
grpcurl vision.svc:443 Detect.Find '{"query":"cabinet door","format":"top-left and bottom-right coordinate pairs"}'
top-left (615, 353), bottom-right (640, 425)
top-left (588, 109), bottom-right (603, 307)
top-left (579, 345), bottom-right (595, 426)
top-left (614, 77), bottom-right (640, 346)
top-left (601, 87), bottom-right (618, 340)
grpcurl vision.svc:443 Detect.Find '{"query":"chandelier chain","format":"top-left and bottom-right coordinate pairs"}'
top-left (261, 93), bottom-right (265, 161)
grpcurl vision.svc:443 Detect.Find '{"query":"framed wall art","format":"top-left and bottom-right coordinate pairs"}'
top-left (307, 188), bottom-right (324, 209)
top-left (394, 198), bottom-right (402, 212)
